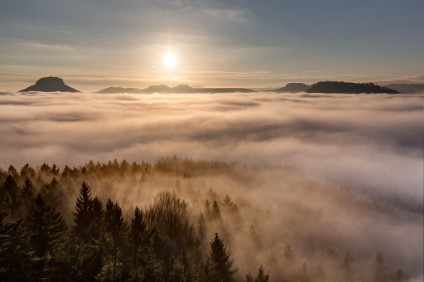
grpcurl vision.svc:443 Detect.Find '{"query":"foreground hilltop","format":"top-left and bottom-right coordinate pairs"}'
top-left (19, 77), bottom-right (80, 93)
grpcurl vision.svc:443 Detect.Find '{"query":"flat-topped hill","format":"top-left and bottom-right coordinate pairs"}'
top-left (20, 77), bottom-right (80, 92)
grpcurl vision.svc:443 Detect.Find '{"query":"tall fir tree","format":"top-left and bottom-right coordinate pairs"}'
top-left (72, 181), bottom-right (93, 242)
top-left (130, 206), bottom-right (153, 267)
top-left (27, 194), bottom-right (68, 280)
top-left (0, 213), bottom-right (34, 282)
top-left (104, 199), bottom-right (127, 281)
top-left (209, 233), bottom-right (237, 282)
top-left (246, 265), bottom-right (269, 282)
top-left (0, 175), bottom-right (20, 214)
top-left (71, 185), bottom-right (105, 281)
top-left (373, 251), bottom-right (387, 282)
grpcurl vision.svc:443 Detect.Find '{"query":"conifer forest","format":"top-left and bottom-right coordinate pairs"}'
top-left (0, 158), bottom-right (414, 281)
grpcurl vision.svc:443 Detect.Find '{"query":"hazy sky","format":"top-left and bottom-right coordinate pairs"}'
top-left (1, 0), bottom-right (423, 89)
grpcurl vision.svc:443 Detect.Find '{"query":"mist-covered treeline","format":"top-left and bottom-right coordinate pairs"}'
top-left (0, 158), bottom-right (414, 281)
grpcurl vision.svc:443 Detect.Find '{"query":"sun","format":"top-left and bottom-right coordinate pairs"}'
top-left (163, 53), bottom-right (177, 69)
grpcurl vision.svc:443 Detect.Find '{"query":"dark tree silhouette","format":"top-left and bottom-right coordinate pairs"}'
top-left (72, 182), bottom-right (93, 242)
top-left (104, 199), bottom-right (127, 281)
top-left (27, 194), bottom-right (67, 280)
top-left (342, 252), bottom-right (354, 282)
top-left (209, 233), bottom-right (237, 282)
top-left (246, 265), bottom-right (269, 282)
top-left (0, 160), bottom-right (413, 281)
top-left (0, 213), bottom-right (34, 282)
top-left (20, 178), bottom-right (36, 212)
top-left (373, 251), bottom-right (387, 282)
top-left (146, 191), bottom-right (195, 256)
top-left (307, 81), bottom-right (398, 94)
top-left (0, 175), bottom-right (19, 214)
top-left (284, 244), bottom-right (295, 262)
top-left (130, 206), bottom-right (153, 267)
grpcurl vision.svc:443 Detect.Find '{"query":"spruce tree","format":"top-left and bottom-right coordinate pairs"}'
top-left (373, 251), bottom-right (386, 282)
top-left (342, 252), bottom-right (354, 282)
top-left (72, 181), bottom-right (93, 242)
top-left (246, 265), bottom-right (269, 282)
top-left (20, 178), bottom-right (36, 213)
top-left (71, 186), bottom-right (104, 281)
top-left (27, 194), bottom-right (67, 280)
top-left (104, 199), bottom-right (127, 281)
top-left (130, 206), bottom-right (153, 266)
top-left (209, 233), bottom-right (237, 282)
top-left (0, 175), bottom-right (19, 213)
top-left (0, 213), bottom-right (34, 282)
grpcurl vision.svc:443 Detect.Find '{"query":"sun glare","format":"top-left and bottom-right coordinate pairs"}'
top-left (163, 53), bottom-right (177, 69)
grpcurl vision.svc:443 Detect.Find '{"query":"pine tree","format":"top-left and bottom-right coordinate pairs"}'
top-left (198, 213), bottom-right (206, 242)
top-left (209, 233), bottom-right (237, 282)
top-left (72, 182), bottom-right (93, 242)
top-left (0, 213), bottom-right (34, 281)
top-left (246, 265), bottom-right (269, 282)
top-left (90, 196), bottom-right (104, 241)
top-left (300, 263), bottom-right (310, 282)
top-left (20, 164), bottom-right (35, 179)
top-left (0, 175), bottom-right (19, 214)
top-left (104, 199), bottom-right (127, 281)
top-left (212, 200), bottom-right (220, 219)
top-left (27, 194), bottom-right (67, 280)
top-left (71, 187), bottom-right (104, 281)
top-left (284, 244), bottom-right (295, 262)
top-left (390, 268), bottom-right (409, 281)
top-left (373, 251), bottom-right (386, 282)
top-left (130, 206), bottom-right (153, 267)
top-left (7, 165), bottom-right (18, 178)
top-left (20, 178), bottom-right (36, 211)
top-left (342, 252), bottom-right (354, 282)
top-left (39, 177), bottom-right (64, 212)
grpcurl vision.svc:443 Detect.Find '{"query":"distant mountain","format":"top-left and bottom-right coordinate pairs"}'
top-left (306, 81), bottom-right (398, 94)
top-left (274, 83), bottom-right (309, 93)
top-left (19, 77), bottom-right (80, 92)
top-left (98, 87), bottom-right (144, 94)
top-left (97, 84), bottom-right (255, 94)
top-left (384, 84), bottom-right (424, 94)
top-left (194, 87), bottom-right (255, 93)
top-left (142, 84), bottom-right (172, 93)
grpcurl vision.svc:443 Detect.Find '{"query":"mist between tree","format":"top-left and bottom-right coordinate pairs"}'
top-left (0, 157), bottom-right (422, 281)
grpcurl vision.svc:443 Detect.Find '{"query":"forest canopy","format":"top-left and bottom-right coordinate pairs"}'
top-left (0, 158), bottom-right (414, 281)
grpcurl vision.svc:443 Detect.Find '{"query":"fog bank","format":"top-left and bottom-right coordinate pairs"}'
top-left (0, 91), bottom-right (422, 209)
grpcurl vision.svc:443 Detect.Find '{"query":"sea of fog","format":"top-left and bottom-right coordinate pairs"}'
top-left (0, 91), bottom-right (423, 279)
top-left (0, 91), bottom-right (422, 207)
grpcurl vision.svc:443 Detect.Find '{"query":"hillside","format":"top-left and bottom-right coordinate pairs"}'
top-left (306, 81), bottom-right (398, 94)
top-left (274, 83), bottom-right (309, 93)
top-left (384, 83), bottom-right (424, 94)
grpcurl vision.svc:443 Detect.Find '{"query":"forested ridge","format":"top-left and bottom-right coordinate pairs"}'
top-left (0, 158), bottom-right (411, 281)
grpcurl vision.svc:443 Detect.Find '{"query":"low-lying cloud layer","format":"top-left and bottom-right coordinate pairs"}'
top-left (1, 91), bottom-right (422, 208)
top-left (0, 90), bottom-right (423, 279)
